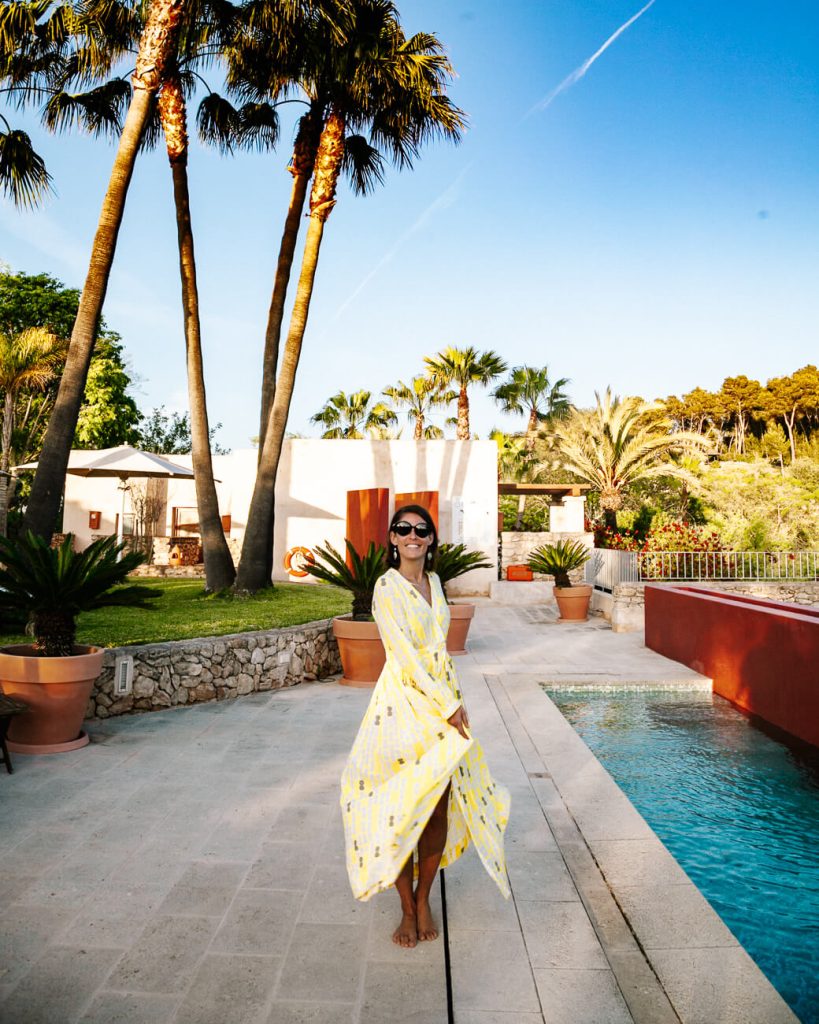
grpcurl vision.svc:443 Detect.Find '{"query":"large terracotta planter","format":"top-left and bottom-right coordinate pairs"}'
top-left (554, 585), bottom-right (593, 622)
top-left (446, 603), bottom-right (475, 656)
top-left (0, 644), bottom-right (104, 754)
top-left (332, 617), bottom-right (386, 688)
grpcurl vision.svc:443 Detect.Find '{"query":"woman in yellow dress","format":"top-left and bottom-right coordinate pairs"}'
top-left (340, 504), bottom-right (511, 948)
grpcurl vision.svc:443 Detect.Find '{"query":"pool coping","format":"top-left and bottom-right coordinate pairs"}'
top-left (487, 670), bottom-right (801, 1024)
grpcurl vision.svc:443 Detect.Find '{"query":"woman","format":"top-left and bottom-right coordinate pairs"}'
top-left (340, 504), bottom-right (511, 948)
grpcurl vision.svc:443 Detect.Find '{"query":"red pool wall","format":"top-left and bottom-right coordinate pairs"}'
top-left (645, 585), bottom-right (819, 748)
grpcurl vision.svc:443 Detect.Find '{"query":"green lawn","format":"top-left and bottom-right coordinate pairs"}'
top-left (0, 579), bottom-right (351, 649)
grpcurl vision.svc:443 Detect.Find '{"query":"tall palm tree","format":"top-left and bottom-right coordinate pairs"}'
top-left (492, 365), bottom-right (570, 450)
top-left (234, 0), bottom-right (466, 592)
top-left (382, 375), bottom-right (455, 439)
top-left (424, 346), bottom-right (507, 441)
top-left (24, 0), bottom-right (187, 540)
top-left (311, 389), bottom-right (396, 438)
top-left (0, 326), bottom-right (66, 535)
top-left (553, 388), bottom-right (712, 528)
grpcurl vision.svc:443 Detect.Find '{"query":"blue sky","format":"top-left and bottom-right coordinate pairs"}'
top-left (2, 0), bottom-right (819, 449)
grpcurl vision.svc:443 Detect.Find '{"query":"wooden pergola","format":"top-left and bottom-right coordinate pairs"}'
top-left (497, 483), bottom-right (590, 500)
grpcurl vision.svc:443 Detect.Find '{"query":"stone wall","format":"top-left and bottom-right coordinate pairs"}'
top-left (608, 581), bottom-right (819, 633)
top-left (88, 618), bottom-right (341, 719)
top-left (500, 531), bottom-right (594, 585)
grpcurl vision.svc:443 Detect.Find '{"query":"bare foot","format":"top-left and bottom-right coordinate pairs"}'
top-left (415, 897), bottom-right (439, 941)
top-left (393, 907), bottom-right (418, 948)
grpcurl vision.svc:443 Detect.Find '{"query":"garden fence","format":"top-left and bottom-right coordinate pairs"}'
top-left (586, 548), bottom-right (819, 591)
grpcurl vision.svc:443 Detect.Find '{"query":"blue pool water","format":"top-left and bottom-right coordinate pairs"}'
top-left (543, 688), bottom-right (819, 1024)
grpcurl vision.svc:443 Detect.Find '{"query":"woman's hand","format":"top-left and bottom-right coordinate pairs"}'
top-left (447, 705), bottom-right (470, 740)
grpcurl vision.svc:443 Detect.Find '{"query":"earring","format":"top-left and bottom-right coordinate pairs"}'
top-left (426, 550), bottom-right (432, 563)
top-left (392, 545), bottom-right (398, 559)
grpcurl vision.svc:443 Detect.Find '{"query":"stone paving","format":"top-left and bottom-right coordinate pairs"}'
top-left (0, 605), bottom-right (799, 1024)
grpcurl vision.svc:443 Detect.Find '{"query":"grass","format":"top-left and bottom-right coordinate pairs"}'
top-left (0, 579), bottom-right (351, 649)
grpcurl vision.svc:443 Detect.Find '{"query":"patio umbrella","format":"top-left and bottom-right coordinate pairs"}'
top-left (14, 445), bottom-right (196, 549)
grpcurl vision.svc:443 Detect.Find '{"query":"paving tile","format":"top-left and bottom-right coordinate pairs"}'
top-left (157, 860), bottom-right (247, 916)
top-left (0, 903), bottom-right (84, 987)
top-left (442, 859), bottom-right (520, 932)
top-left (276, 923), bottom-right (368, 1002)
top-left (589, 839), bottom-right (691, 889)
top-left (367, 889), bottom-right (443, 964)
top-left (173, 953), bottom-right (280, 1024)
top-left (271, 803), bottom-right (335, 843)
top-left (0, 945), bottom-right (117, 1024)
top-left (507, 851), bottom-right (579, 903)
top-left (455, 1014), bottom-right (544, 1024)
top-left (263, 1002), bottom-right (356, 1024)
top-left (245, 841), bottom-right (318, 891)
top-left (614, 883), bottom-right (739, 950)
top-left (650, 947), bottom-right (799, 1024)
top-left (516, 901), bottom-right (609, 970)
top-left (56, 884), bottom-right (167, 949)
top-left (211, 888), bottom-right (303, 956)
top-left (106, 915), bottom-right (218, 993)
top-left (448, 928), bottom-right (540, 1014)
top-left (297, 859), bottom-right (371, 926)
top-left (359, 961), bottom-right (447, 1024)
top-left (533, 968), bottom-right (632, 1024)
top-left (77, 990), bottom-right (181, 1024)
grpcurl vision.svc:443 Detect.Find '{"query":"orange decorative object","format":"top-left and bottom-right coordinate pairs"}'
top-left (346, 489), bottom-right (390, 564)
top-left (168, 544), bottom-right (182, 567)
top-left (645, 585), bottom-right (819, 749)
top-left (283, 546), bottom-right (315, 578)
top-left (507, 565), bottom-right (533, 581)
top-left (394, 491), bottom-right (439, 529)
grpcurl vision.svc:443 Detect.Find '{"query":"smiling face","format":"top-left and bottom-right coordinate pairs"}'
top-left (390, 511), bottom-right (434, 572)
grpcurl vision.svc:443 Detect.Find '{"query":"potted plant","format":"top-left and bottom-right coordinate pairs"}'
top-left (435, 543), bottom-right (493, 655)
top-left (526, 539), bottom-right (592, 621)
top-left (304, 539), bottom-right (387, 687)
top-left (0, 532), bottom-right (159, 754)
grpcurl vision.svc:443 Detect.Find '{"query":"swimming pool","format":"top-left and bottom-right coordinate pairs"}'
top-left (543, 687), bottom-right (819, 1024)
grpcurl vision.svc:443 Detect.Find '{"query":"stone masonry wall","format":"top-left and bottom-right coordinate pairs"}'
top-left (610, 581), bottom-right (819, 633)
top-left (500, 531), bottom-right (594, 585)
top-left (88, 618), bottom-right (341, 719)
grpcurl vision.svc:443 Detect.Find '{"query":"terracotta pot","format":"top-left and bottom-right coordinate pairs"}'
top-left (0, 644), bottom-right (104, 754)
top-left (332, 617), bottom-right (386, 688)
top-left (446, 603), bottom-right (475, 656)
top-left (554, 584), bottom-right (593, 622)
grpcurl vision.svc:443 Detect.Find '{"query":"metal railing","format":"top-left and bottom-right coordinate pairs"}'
top-left (586, 548), bottom-right (819, 591)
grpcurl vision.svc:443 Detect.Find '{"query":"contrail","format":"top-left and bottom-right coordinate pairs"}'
top-left (526, 0), bottom-right (656, 117)
top-left (331, 163), bottom-right (472, 322)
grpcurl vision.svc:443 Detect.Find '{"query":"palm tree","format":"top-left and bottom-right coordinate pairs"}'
top-left (0, 326), bottom-right (66, 535)
top-left (23, 0), bottom-right (187, 541)
top-left (552, 388), bottom-right (712, 528)
top-left (382, 376), bottom-right (455, 439)
top-left (311, 390), bottom-right (397, 438)
top-left (492, 365), bottom-right (570, 450)
top-left (424, 346), bottom-right (507, 441)
top-left (234, 0), bottom-right (466, 592)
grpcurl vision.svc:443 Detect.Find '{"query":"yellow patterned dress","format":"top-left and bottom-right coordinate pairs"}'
top-left (340, 567), bottom-right (511, 902)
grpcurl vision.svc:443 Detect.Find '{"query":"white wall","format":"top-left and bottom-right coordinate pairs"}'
top-left (60, 439), bottom-right (499, 595)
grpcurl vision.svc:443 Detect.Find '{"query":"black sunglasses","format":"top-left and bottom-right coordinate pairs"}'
top-left (392, 521), bottom-right (433, 538)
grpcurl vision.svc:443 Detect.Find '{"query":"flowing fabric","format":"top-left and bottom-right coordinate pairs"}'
top-left (340, 568), bottom-right (511, 901)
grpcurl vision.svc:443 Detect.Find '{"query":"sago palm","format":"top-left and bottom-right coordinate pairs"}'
top-left (235, 0), bottom-right (466, 591)
top-left (382, 376), bottom-right (455, 439)
top-left (0, 326), bottom-right (66, 535)
top-left (424, 347), bottom-right (507, 441)
top-left (553, 388), bottom-right (712, 528)
top-left (311, 389), bottom-right (397, 439)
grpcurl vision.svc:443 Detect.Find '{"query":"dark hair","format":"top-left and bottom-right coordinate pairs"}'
top-left (386, 504), bottom-right (438, 570)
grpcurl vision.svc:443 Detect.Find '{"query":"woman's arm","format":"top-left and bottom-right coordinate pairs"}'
top-left (374, 574), bottom-right (463, 721)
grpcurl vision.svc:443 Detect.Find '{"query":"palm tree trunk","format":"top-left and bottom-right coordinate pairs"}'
top-left (258, 109), bottom-right (320, 452)
top-left (456, 386), bottom-right (469, 440)
top-left (414, 415), bottom-right (423, 441)
top-left (159, 75), bottom-right (235, 591)
top-left (23, 0), bottom-right (185, 540)
top-left (236, 109), bottom-right (345, 592)
top-left (0, 389), bottom-right (15, 536)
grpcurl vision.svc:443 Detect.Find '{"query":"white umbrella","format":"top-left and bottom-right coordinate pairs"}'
top-left (14, 445), bottom-right (196, 550)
